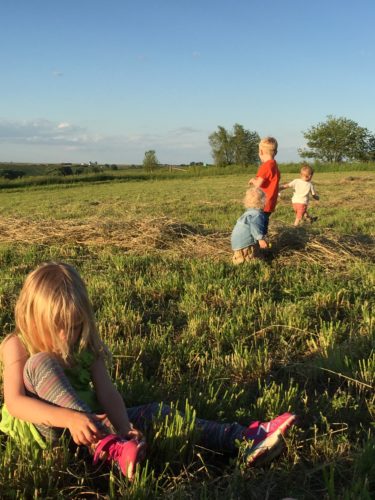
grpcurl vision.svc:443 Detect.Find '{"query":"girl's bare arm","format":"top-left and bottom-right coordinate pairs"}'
top-left (91, 357), bottom-right (142, 440)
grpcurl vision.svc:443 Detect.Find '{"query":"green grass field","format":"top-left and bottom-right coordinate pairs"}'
top-left (0, 168), bottom-right (374, 499)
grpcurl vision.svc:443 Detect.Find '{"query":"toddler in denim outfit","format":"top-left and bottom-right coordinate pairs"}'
top-left (231, 188), bottom-right (269, 264)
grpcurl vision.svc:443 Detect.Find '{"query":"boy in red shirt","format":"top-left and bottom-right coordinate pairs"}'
top-left (248, 136), bottom-right (280, 235)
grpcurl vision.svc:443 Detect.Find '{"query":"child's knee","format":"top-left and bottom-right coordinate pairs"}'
top-left (24, 352), bottom-right (62, 385)
top-left (25, 351), bottom-right (56, 369)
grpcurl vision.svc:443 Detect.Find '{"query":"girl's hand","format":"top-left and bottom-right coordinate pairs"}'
top-left (127, 426), bottom-right (144, 442)
top-left (118, 423), bottom-right (144, 442)
top-left (67, 411), bottom-right (107, 446)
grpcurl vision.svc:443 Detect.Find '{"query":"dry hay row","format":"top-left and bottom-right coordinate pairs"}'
top-left (0, 216), bottom-right (230, 259)
top-left (0, 216), bottom-right (373, 264)
top-left (270, 223), bottom-right (374, 267)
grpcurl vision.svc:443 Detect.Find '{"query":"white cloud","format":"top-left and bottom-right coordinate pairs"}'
top-left (0, 119), bottom-right (103, 147)
top-left (0, 118), bottom-right (211, 163)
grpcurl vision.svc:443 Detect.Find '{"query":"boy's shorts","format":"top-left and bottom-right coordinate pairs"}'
top-left (292, 203), bottom-right (307, 218)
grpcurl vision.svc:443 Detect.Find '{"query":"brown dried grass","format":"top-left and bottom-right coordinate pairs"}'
top-left (269, 221), bottom-right (374, 268)
top-left (0, 216), bottom-right (373, 266)
top-left (0, 216), bottom-right (229, 259)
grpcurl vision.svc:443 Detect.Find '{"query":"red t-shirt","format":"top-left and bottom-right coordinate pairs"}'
top-left (256, 159), bottom-right (280, 212)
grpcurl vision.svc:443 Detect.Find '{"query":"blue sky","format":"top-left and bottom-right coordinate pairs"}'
top-left (1, 0), bottom-right (374, 164)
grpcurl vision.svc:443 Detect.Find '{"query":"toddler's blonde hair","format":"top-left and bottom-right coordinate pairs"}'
top-left (259, 136), bottom-right (278, 156)
top-left (300, 164), bottom-right (314, 176)
top-left (243, 187), bottom-right (266, 210)
top-left (15, 262), bottom-right (106, 364)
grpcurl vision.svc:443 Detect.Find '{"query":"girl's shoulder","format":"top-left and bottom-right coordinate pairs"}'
top-left (0, 334), bottom-right (29, 366)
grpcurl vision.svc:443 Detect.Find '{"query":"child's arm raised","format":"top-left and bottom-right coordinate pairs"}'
top-left (1, 335), bottom-right (104, 446)
top-left (91, 356), bottom-right (143, 441)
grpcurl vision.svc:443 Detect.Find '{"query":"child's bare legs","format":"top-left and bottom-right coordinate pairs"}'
top-left (292, 203), bottom-right (307, 226)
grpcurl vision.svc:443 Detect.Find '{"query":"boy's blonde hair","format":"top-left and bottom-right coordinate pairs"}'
top-left (300, 164), bottom-right (314, 176)
top-left (243, 187), bottom-right (266, 210)
top-left (259, 136), bottom-right (278, 156)
top-left (15, 262), bottom-right (106, 364)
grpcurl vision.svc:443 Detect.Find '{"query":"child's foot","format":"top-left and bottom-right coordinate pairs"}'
top-left (232, 247), bottom-right (254, 265)
top-left (243, 413), bottom-right (296, 466)
top-left (93, 434), bottom-right (147, 479)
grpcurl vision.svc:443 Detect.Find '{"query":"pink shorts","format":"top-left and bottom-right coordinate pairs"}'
top-left (292, 203), bottom-right (307, 218)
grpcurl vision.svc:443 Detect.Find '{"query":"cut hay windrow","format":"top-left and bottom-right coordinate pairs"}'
top-left (0, 216), bottom-right (373, 265)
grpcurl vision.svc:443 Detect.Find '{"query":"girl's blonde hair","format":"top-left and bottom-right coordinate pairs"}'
top-left (243, 187), bottom-right (266, 210)
top-left (15, 262), bottom-right (106, 364)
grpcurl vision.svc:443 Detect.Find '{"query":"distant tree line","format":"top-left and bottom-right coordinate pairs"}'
top-left (53, 164), bottom-right (118, 176)
top-left (0, 169), bottom-right (25, 180)
top-left (208, 116), bottom-right (375, 166)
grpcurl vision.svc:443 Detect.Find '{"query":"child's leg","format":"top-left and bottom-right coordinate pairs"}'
top-left (196, 418), bottom-right (246, 453)
top-left (304, 209), bottom-right (318, 223)
top-left (232, 249), bottom-right (245, 265)
top-left (263, 212), bottom-right (271, 235)
top-left (23, 352), bottom-right (99, 441)
top-left (24, 353), bottom-right (146, 479)
top-left (232, 247), bottom-right (254, 265)
top-left (127, 402), bottom-right (245, 453)
top-left (127, 403), bottom-right (296, 464)
top-left (292, 203), bottom-right (306, 226)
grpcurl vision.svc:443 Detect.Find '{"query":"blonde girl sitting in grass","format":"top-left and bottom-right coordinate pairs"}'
top-left (0, 262), bottom-right (296, 479)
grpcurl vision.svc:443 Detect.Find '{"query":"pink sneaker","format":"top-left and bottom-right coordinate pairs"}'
top-left (244, 412), bottom-right (296, 466)
top-left (93, 434), bottom-right (146, 479)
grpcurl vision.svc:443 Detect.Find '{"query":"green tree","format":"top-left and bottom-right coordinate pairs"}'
top-left (365, 134), bottom-right (375, 161)
top-left (299, 115), bottom-right (371, 163)
top-left (232, 124), bottom-right (260, 166)
top-left (143, 150), bottom-right (159, 172)
top-left (209, 124), bottom-right (259, 167)
top-left (209, 126), bottom-right (234, 166)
